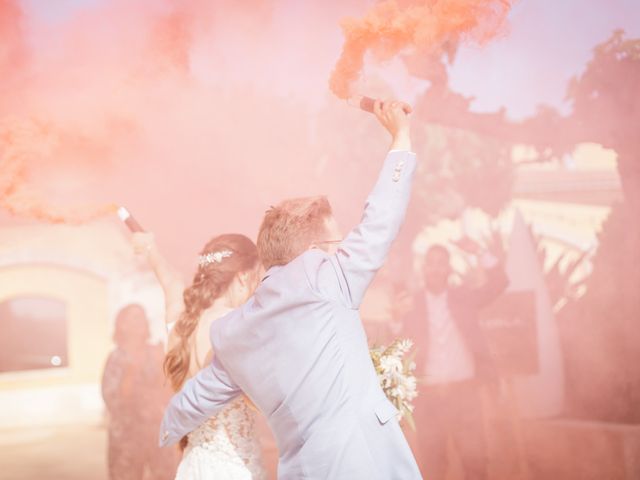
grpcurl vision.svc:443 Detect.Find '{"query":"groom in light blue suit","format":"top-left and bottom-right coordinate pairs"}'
top-left (160, 100), bottom-right (422, 479)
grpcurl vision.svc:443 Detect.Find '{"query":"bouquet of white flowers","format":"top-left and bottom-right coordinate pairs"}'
top-left (370, 339), bottom-right (418, 430)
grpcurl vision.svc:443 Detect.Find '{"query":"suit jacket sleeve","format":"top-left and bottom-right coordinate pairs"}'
top-left (326, 150), bottom-right (417, 308)
top-left (158, 356), bottom-right (240, 447)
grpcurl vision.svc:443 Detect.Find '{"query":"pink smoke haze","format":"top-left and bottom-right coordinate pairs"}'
top-left (1, 0), bottom-right (634, 271)
top-left (1, 1), bottom-right (639, 479)
top-left (1, 0), bottom-right (380, 272)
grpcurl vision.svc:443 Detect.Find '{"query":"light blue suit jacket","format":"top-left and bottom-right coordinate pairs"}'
top-left (160, 151), bottom-right (422, 479)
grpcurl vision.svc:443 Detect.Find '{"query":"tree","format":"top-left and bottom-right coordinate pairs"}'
top-left (566, 30), bottom-right (640, 212)
top-left (558, 32), bottom-right (640, 422)
top-left (403, 30), bottom-right (640, 422)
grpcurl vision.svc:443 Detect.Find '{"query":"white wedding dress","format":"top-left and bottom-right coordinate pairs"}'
top-left (174, 307), bottom-right (266, 480)
top-left (175, 396), bottom-right (266, 480)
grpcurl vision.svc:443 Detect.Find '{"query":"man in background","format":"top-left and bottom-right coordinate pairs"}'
top-left (402, 239), bottom-right (508, 479)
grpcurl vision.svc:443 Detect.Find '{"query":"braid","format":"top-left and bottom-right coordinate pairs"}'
top-left (163, 234), bottom-right (258, 391)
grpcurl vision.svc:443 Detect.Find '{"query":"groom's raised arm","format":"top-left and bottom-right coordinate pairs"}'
top-left (330, 100), bottom-right (416, 308)
top-left (159, 356), bottom-right (240, 447)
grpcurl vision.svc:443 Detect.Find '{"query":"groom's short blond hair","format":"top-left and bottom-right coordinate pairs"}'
top-left (257, 196), bottom-right (332, 270)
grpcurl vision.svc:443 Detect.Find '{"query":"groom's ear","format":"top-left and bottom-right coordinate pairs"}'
top-left (238, 268), bottom-right (260, 287)
top-left (238, 271), bottom-right (250, 286)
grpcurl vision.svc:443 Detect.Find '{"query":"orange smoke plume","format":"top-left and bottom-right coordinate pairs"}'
top-left (329, 0), bottom-right (512, 99)
top-left (0, 118), bottom-right (117, 224)
top-left (0, 0), bottom-right (115, 224)
top-left (0, 0), bottom-right (191, 225)
top-left (0, 0), bottom-right (25, 71)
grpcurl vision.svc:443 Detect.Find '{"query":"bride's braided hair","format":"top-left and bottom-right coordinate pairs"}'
top-left (164, 234), bottom-right (258, 391)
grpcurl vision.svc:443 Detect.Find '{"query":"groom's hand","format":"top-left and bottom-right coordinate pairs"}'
top-left (373, 99), bottom-right (412, 152)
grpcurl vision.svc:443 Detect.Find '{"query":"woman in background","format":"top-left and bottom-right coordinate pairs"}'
top-left (101, 304), bottom-right (177, 480)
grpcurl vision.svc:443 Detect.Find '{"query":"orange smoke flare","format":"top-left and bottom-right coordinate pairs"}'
top-left (0, 118), bottom-right (118, 224)
top-left (329, 0), bottom-right (513, 99)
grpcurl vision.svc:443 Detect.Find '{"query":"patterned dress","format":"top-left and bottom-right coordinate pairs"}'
top-left (102, 345), bottom-right (178, 480)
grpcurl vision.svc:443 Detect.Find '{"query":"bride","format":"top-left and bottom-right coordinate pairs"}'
top-left (134, 232), bottom-right (266, 480)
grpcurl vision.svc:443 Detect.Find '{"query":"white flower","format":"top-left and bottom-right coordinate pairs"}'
top-left (380, 355), bottom-right (403, 374)
top-left (401, 377), bottom-right (417, 397)
top-left (369, 337), bottom-right (419, 430)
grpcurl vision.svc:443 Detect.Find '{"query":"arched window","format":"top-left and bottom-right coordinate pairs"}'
top-left (0, 297), bottom-right (68, 373)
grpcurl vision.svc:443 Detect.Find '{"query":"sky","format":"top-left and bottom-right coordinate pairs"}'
top-left (20, 0), bottom-right (640, 119)
top-left (448, 0), bottom-right (640, 118)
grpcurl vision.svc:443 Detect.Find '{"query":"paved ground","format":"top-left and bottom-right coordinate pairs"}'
top-left (0, 424), bottom-right (108, 480)
top-left (0, 414), bottom-right (525, 480)
top-left (0, 420), bottom-right (279, 480)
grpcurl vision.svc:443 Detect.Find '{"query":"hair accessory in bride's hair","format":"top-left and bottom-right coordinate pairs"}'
top-left (198, 250), bottom-right (233, 267)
